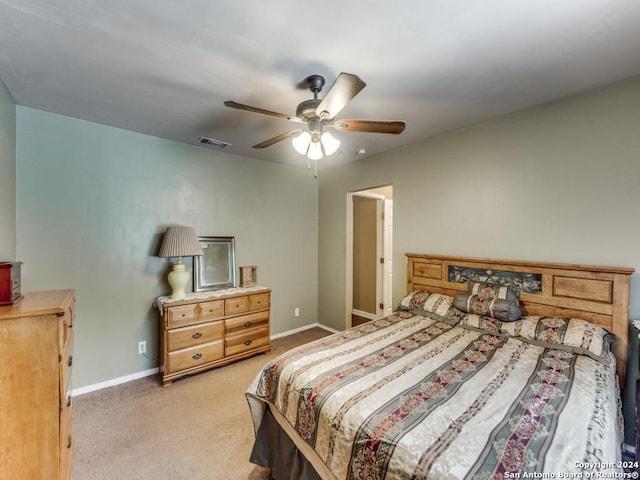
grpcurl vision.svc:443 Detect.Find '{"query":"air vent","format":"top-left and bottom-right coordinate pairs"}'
top-left (197, 136), bottom-right (231, 149)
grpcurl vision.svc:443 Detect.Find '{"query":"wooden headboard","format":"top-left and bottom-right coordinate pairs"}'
top-left (406, 253), bottom-right (634, 384)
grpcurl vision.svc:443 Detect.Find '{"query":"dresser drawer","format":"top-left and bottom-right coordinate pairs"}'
top-left (167, 340), bottom-right (224, 374)
top-left (59, 330), bottom-right (74, 402)
top-left (225, 310), bottom-right (269, 335)
top-left (225, 296), bottom-right (249, 315)
top-left (60, 391), bottom-right (73, 448)
top-left (60, 437), bottom-right (73, 480)
top-left (63, 303), bottom-right (74, 327)
top-left (167, 320), bottom-right (223, 351)
top-left (199, 300), bottom-right (224, 320)
top-left (59, 396), bottom-right (73, 480)
top-left (225, 326), bottom-right (269, 357)
top-left (248, 293), bottom-right (270, 311)
top-left (58, 304), bottom-right (74, 351)
top-left (166, 304), bottom-right (198, 326)
top-left (59, 316), bottom-right (73, 353)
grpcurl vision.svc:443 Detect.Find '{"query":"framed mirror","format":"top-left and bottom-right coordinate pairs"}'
top-left (193, 236), bottom-right (236, 291)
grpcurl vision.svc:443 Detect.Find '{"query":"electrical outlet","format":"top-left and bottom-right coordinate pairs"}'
top-left (138, 341), bottom-right (146, 355)
top-left (294, 307), bottom-right (300, 317)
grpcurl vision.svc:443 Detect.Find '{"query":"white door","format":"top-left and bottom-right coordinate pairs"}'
top-left (381, 199), bottom-right (393, 317)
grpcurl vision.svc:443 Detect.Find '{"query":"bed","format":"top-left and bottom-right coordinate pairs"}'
top-left (246, 254), bottom-right (634, 479)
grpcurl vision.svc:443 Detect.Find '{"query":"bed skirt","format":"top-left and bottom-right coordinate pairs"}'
top-left (250, 407), bottom-right (322, 480)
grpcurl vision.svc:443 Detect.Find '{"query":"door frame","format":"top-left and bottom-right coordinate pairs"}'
top-left (345, 189), bottom-right (392, 329)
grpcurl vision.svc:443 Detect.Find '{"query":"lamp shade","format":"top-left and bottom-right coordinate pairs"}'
top-left (320, 132), bottom-right (340, 156)
top-left (292, 131), bottom-right (311, 155)
top-left (307, 139), bottom-right (323, 160)
top-left (158, 226), bottom-right (203, 258)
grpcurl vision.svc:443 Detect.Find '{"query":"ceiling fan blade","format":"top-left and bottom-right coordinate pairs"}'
top-left (224, 101), bottom-right (306, 123)
top-left (332, 119), bottom-right (406, 134)
top-left (315, 73), bottom-right (366, 120)
top-left (253, 129), bottom-right (302, 149)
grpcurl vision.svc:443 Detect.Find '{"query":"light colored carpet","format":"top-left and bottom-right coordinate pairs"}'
top-left (71, 327), bottom-right (330, 480)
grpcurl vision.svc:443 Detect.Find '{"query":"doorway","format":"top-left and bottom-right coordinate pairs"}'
top-left (346, 186), bottom-right (393, 328)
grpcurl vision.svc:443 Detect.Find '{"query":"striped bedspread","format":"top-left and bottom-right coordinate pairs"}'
top-left (247, 311), bottom-right (623, 479)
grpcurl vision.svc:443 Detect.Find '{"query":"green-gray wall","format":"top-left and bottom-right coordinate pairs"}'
top-left (0, 80), bottom-right (16, 259)
top-left (16, 107), bottom-right (318, 388)
top-left (318, 74), bottom-right (640, 443)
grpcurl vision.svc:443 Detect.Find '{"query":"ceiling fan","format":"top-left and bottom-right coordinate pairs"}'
top-left (224, 72), bottom-right (406, 165)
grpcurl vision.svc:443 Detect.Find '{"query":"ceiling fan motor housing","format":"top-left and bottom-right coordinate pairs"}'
top-left (296, 99), bottom-right (322, 120)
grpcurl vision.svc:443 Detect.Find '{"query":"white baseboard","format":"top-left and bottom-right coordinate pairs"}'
top-left (73, 367), bottom-right (159, 397)
top-left (352, 309), bottom-right (377, 321)
top-left (73, 322), bottom-right (338, 397)
top-left (271, 322), bottom-right (339, 338)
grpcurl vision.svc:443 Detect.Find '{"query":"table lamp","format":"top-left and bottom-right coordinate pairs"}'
top-left (158, 226), bottom-right (203, 300)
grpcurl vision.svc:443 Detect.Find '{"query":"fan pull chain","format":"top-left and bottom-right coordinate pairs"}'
top-left (306, 157), bottom-right (318, 178)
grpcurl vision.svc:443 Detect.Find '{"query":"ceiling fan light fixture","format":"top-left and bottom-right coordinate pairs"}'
top-left (292, 130), bottom-right (340, 160)
top-left (320, 131), bottom-right (340, 156)
top-left (307, 138), bottom-right (323, 161)
top-left (292, 131), bottom-right (311, 155)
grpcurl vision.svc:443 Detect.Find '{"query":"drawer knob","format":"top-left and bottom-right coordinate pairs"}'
top-left (244, 340), bottom-right (252, 346)
top-left (67, 356), bottom-right (73, 367)
top-left (244, 321), bottom-right (253, 328)
top-left (192, 332), bottom-right (202, 339)
top-left (192, 353), bottom-right (203, 360)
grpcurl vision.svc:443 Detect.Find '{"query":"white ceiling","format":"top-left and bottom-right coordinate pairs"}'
top-left (2, 0), bottom-right (640, 169)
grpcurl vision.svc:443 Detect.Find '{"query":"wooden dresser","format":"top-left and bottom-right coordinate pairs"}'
top-left (0, 289), bottom-right (76, 480)
top-left (157, 286), bottom-right (271, 386)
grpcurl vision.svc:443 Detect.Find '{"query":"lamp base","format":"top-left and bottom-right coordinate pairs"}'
top-left (167, 263), bottom-right (189, 300)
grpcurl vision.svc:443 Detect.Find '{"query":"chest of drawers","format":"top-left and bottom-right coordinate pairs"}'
top-left (157, 286), bottom-right (271, 386)
top-left (0, 289), bottom-right (76, 480)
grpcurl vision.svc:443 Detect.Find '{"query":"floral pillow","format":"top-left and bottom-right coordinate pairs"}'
top-left (499, 316), bottom-right (613, 363)
top-left (395, 291), bottom-right (459, 324)
top-left (469, 282), bottom-right (519, 301)
top-left (453, 282), bottom-right (522, 321)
